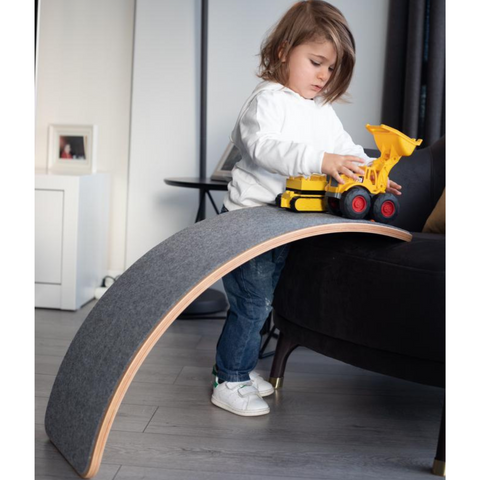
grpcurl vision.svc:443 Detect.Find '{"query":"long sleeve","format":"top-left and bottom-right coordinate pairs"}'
top-left (238, 92), bottom-right (326, 177)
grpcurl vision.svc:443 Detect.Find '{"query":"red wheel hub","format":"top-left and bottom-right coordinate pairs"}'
top-left (381, 200), bottom-right (395, 217)
top-left (352, 195), bottom-right (367, 213)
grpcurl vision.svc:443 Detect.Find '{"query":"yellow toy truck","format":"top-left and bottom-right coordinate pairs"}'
top-left (276, 124), bottom-right (422, 223)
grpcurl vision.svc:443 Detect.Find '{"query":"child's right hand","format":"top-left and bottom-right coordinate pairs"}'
top-left (322, 153), bottom-right (366, 184)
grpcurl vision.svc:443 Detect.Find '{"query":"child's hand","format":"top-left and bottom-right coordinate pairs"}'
top-left (387, 179), bottom-right (402, 196)
top-left (322, 153), bottom-right (366, 184)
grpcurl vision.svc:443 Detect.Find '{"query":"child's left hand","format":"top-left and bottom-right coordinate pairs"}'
top-left (387, 179), bottom-right (402, 196)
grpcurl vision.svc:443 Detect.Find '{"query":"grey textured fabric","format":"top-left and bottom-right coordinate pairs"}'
top-left (44, 206), bottom-right (409, 477)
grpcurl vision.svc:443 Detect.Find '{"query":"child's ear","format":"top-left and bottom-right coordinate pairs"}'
top-left (277, 41), bottom-right (288, 63)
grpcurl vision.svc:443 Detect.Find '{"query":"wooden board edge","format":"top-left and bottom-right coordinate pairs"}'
top-left (75, 222), bottom-right (411, 477)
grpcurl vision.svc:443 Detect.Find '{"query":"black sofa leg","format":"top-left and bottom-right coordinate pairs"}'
top-left (268, 330), bottom-right (299, 389)
top-left (432, 397), bottom-right (445, 476)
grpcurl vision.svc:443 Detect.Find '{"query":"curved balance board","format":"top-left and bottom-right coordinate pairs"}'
top-left (45, 206), bottom-right (411, 478)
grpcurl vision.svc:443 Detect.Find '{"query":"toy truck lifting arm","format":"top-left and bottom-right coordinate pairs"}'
top-left (276, 124), bottom-right (422, 224)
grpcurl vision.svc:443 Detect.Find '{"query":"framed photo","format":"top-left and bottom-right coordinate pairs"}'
top-left (210, 142), bottom-right (242, 182)
top-left (48, 125), bottom-right (97, 174)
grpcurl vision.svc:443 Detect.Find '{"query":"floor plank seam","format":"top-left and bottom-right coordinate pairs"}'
top-left (142, 406), bottom-right (160, 434)
top-left (107, 429), bottom-right (438, 449)
top-left (171, 365), bottom-right (189, 386)
top-left (110, 465), bottom-right (122, 480)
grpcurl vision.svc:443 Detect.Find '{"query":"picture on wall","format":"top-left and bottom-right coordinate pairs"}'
top-left (59, 135), bottom-right (86, 159)
top-left (48, 125), bottom-right (97, 174)
top-left (211, 141), bottom-right (242, 182)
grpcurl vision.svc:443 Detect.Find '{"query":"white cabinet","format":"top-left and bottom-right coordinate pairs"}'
top-left (35, 173), bottom-right (110, 310)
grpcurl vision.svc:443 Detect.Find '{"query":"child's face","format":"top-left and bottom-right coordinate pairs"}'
top-left (282, 40), bottom-right (337, 100)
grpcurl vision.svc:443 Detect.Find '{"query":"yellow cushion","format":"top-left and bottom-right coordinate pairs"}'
top-left (422, 189), bottom-right (445, 234)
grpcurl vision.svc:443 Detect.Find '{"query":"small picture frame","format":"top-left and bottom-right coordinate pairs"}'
top-left (210, 142), bottom-right (242, 182)
top-left (48, 125), bottom-right (97, 174)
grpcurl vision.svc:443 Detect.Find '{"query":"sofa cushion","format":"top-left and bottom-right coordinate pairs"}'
top-left (272, 232), bottom-right (445, 363)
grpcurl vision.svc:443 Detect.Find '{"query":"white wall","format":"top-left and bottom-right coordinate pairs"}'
top-left (35, 0), bottom-right (135, 274)
top-left (125, 0), bottom-right (200, 267)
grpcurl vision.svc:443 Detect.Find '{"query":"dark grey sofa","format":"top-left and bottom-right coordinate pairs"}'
top-left (270, 137), bottom-right (445, 475)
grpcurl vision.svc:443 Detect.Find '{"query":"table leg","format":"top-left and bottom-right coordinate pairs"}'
top-left (195, 189), bottom-right (207, 222)
top-left (207, 190), bottom-right (220, 215)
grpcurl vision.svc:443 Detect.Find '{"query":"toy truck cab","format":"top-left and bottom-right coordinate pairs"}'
top-left (277, 124), bottom-right (422, 223)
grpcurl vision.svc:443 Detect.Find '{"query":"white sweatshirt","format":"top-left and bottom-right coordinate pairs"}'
top-left (224, 81), bottom-right (374, 211)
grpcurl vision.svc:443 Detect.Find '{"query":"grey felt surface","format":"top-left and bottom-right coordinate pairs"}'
top-left (44, 206), bottom-right (409, 477)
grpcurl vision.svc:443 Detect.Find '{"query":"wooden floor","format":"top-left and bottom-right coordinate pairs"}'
top-left (36, 301), bottom-right (443, 480)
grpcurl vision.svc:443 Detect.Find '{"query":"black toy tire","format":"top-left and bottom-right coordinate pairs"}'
top-left (340, 187), bottom-right (371, 220)
top-left (371, 193), bottom-right (399, 223)
top-left (290, 197), bottom-right (299, 212)
top-left (327, 197), bottom-right (341, 216)
top-left (275, 193), bottom-right (282, 207)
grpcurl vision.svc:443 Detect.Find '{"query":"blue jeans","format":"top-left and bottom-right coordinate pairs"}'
top-left (215, 205), bottom-right (290, 382)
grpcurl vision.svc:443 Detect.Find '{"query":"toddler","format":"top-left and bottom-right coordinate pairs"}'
top-left (211, 0), bottom-right (401, 416)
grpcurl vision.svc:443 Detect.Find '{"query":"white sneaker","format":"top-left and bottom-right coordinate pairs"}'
top-left (211, 378), bottom-right (270, 416)
top-left (249, 370), bottom-right (275, 397)
top-left (211, 367), bottom-right (274, 397)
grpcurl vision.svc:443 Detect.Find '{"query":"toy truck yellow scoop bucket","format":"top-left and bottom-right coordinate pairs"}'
top-left (366, 124), bottom-right (422, 157)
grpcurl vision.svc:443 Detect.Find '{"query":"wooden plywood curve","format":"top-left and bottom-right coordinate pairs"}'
top-left (44, 206), bottom-right (411, 478)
